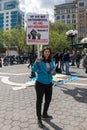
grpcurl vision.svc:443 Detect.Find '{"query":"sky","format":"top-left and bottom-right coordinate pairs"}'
top-left (19, 0), bottom-right (65, 21)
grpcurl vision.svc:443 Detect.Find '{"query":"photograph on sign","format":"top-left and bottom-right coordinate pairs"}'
top-left (26, 14), bottom-right (49, 45)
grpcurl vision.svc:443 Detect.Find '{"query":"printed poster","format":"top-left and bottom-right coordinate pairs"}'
top-left (26, 14), bottom-right (49, 45)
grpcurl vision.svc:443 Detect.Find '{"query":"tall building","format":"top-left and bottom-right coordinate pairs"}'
top-left (65, 0), bottom-right (75, 3)
top-left (0, 0), bottom-right (25, 30)
top-left (77, 0), bottom-right (87, 40)
top-left (54, 0), bottom-right (87, 41)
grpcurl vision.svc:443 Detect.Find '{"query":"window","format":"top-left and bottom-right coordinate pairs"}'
top-left (11, 14), bottom-right (17, 18)
top-left (72, 14), bottom-right (76, 18)
top-left (56, 16), bottom-right (60, 20)
top-left (0, 4), bottom-right (1, 11)
top-left (62, 15), bottom-right (65, 19)
top-left (6, 20), bottom-right (8, 22)
top-left (11, 19), bottom-right (17, 22)
top-left (6, 16), bottom-right (9, 18)
top-left (11, 23), bottom-right (16, 27)
top-left (4, 1), bottom-right (17, 10)
top-left (6, 12), bottom-right (9, 14)
top-left (61, 10), bottom-right (65, 14)
top-left (79, 2), bottom-right (84, 7)
top-left (67, 20), bottom-right (71, 24)
top-left (0, 13), bottom-right (4, 18)
top-left (80, 27), bottom-right (85, 32)
top-left (6, 28), bottom-right (9, 30)
top-left (11, 11), bottom-right (17, 15)
top-left (79, 8), bottom-right (85, 12)
top-left (67, 15), bottom-right (70, 19)
top-left (6, 24), bottom-right (9, 26)
top-left (0, 20), bottom-right (4, 24)
top-left (57, 10), bottom-right (60, 14)
top-left (0, 24), bottom-right (4, 28)
top-left (79, 14), bottom-right (84, 18)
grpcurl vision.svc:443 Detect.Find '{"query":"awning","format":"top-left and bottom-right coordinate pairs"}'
top-left (72, 42), bottom-right (87, 48)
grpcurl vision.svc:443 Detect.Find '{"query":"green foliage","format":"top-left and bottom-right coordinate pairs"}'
top-left (0, 21), bottom-right (72, 54)
top-left (49, 21), bottom-right (71, 51)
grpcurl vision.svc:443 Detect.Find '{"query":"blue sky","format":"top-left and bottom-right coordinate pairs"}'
top-left (19, 0), bottom-right (65, 21)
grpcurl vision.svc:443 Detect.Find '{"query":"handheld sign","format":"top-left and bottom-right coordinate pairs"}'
top-left (26, 13), bottom-right (49, 57)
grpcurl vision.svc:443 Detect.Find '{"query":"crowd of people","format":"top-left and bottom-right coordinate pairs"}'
top-left (52, 48), bottom-right (87, 74)
top-left (0, 55), bottom-right (29, 67)
top-left (0, 48), bottom-right (87, 74)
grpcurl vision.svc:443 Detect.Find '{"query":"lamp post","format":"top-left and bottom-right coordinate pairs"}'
top-left (66, 30), bottom-right (78, 50)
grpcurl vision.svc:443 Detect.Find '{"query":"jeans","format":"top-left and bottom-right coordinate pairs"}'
top-left (76, 61), bottom-right (80, 68)
top-left (60, 61), bottom-right (64, 71)
top-left (65, 61), bottom-right (70, 75)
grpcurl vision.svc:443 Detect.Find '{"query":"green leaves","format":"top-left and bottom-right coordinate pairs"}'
top-left (49, 21), bottom-right (71, 51)
top-left (0, 21), bottom-right (72, 54)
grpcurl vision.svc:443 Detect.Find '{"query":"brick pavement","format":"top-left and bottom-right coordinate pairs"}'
top-left (0, 64), bottom-right (87, 130)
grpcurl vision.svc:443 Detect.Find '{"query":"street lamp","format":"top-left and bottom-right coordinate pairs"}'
top-left (66, 30), bottom-right (78, 50)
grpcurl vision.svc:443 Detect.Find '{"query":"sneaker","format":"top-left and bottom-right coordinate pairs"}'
top-left (42, 114), bottom-right (53, 119)
top-left (38, 119), bottom-right (43, 128)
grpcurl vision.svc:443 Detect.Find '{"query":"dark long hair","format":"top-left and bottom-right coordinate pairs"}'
top-left (42, 46), bottom-right (51, 62)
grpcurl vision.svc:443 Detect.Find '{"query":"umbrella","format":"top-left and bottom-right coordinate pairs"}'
top-left (80, 38), bottom-right (87, 43)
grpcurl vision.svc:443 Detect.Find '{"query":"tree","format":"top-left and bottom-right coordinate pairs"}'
top-left (3, 31), bottom-right (12, 48)
top-left (49, 21), bottom-right (71, 52)
top-left (0, 21), bottom-right (72, 55)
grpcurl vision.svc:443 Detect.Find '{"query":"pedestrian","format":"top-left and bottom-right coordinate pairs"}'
top-left (32, 46), bottom-right (56, 128)
top-left (83, 54), bottom-right (87, 73)
top-left (82, 48), bottom-right (87, 73)
top-left (71, 50), bottom-right (76, 66)
top-left (63, 50), bottom-right (71, 75)
top-left (0, 57), bottom-right (2, 67)
top-left (75, 51), bottom-right (81, 68)
top-left (53, 51), bottom-right (60, 66)
top-left (59, 51), bottom-right (64, 71)
top-left (27, 53), bottom-right (33, 68)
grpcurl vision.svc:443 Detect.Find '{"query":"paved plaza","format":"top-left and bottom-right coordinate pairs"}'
top-left (0, 64), bottom-right (87, 130)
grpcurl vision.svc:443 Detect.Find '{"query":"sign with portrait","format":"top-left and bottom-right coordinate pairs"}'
top-left (26, 13), bottom-right (49, 45)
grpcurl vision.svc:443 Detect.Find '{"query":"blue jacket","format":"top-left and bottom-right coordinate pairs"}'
top-left (32, 59), bottom-right (55, 84)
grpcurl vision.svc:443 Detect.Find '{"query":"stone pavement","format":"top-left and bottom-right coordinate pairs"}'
top-left (0, 64), bottom-right (87, 130)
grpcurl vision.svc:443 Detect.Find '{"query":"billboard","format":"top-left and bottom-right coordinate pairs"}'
top-left (26, 14), bottom-right (49, 45)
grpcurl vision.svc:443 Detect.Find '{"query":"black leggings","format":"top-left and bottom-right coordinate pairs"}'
top-left (35, 81), bottom-right (52, 120)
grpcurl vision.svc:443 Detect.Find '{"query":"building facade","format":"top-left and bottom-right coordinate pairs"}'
top-left (54, 0), bottom-right (87, 41)
top-left (77, 0), bottom-right (87, 40)
top-left (0, 0), bottom-right (24, 30)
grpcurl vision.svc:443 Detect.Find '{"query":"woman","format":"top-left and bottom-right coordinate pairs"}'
top-left (32, 47), bottom-right (56, 128)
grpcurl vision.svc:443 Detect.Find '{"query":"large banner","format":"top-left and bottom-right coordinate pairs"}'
top-left (26, 14), bottom-right (49, 45)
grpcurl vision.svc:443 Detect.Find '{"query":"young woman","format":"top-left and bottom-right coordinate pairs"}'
top-left (32, 47), bottom-right (56, 128)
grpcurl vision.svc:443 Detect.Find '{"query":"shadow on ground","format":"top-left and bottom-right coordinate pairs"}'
top-left (43, 119), bottom-right (62, 130)
top-left (61, 87), bottom-right (87, 103)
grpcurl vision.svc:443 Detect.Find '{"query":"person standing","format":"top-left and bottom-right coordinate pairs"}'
top-left (59, 51), bottom-right (64, 71)
top-left (32, 47), bottom-right (56, 128)
top-left (83, 53), bottom-right (87, 73)
top-left (63, 50), bottom-right (71, 75)
top-left (76, 51), bottom-right (81, 68)
top-left (0, 57), bottom-right (2, 67)
top-left (53, 51), bottom-right (60, 66)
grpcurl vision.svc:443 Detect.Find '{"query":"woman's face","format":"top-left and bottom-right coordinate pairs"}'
top-left (43, 49), bottom-right (50, 59)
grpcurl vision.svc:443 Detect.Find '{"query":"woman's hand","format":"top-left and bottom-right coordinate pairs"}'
top-left (36, 58), bottom-right (40, 66)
